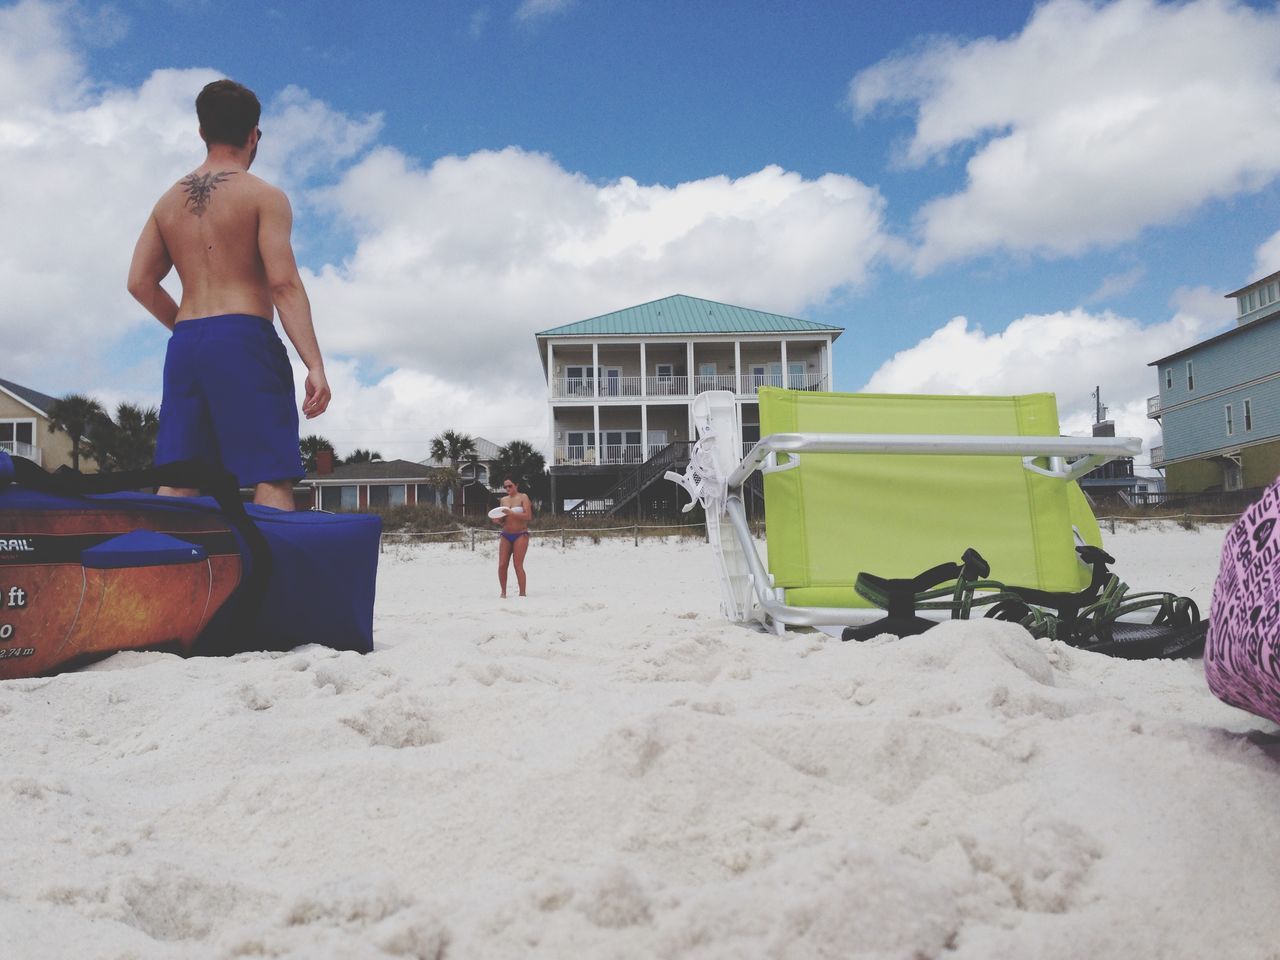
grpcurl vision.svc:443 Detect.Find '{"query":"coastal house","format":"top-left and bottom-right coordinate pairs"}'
top-left (301, 451), bottom-right (456, 512)
top-left (1147, 269), bottom-right (1280, 494)
top-left (0, 377), bottom-right (81, 470)
top-left (420, 436), bottom-right (503, 491)
top-left (535, 294), bottom-right (843, 515)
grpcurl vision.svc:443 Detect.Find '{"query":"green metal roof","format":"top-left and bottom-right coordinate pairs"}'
top-left (536, 295), bottom-right (844, 338)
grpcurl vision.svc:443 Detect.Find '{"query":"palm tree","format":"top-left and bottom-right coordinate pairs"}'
top-left (46, 393), bottom-right (107, 472)
top-left (493, 440), bottom-right (547, 498)
top-left (428, 429), bottom-right (477, 468)
top-left (428, 430), bottom-right (477, 514)
top-left (110, 403), bottom-right (160, 472)
top-left (300, 435), bottom-right (337, 472)
top-left (345, 448), bottom-right (383, 463)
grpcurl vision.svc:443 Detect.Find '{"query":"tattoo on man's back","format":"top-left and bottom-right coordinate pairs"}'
top-left (181, 171), bottom-right (235, 215)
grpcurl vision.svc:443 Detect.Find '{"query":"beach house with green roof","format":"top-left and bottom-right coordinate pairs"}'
top-left (535, 294), bottom-right (843, 515)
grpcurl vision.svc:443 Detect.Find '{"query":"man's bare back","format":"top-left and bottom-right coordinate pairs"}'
top-left (127, 79), bottom-right (330, 510)
top-left (150, 168), bottom-right (280, 323)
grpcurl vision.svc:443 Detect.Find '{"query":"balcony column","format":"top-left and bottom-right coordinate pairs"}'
top-left (686, 341), bottom-right (694, 395)
top-left (592, 342), bottom-right (599, 397)
top-left (641, 403), bottom-right (648, 459)
top-left (734, 340), bottom-right (742, 394)
top-left (781, 340), bottom-right (789, 388)
top-left (826, 336), bottom-right (834, 391)
top-left (640, 341), bottom-right (647, 397)
top-left (546, 341), bottom-right (554, 396)
top-left (593, 404), bottom-right (600, 464)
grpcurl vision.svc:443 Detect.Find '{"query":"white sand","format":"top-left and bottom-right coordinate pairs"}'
top-left (2, 523), bottom-right (1279, 959)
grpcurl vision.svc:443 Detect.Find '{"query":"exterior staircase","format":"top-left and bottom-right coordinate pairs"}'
top-left (567, 441), bottom-right (691, 518)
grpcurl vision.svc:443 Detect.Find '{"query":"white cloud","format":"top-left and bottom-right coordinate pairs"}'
top-left (1084, 266), bottom-right (1145, 305)
top-left (861, 293), bottom-right (1234, 464)
top-left (851, 0), bottom-right (1280, 272)
top-left (289, 358), bottom-right (547, 461)
top-left (1253, 229), bottom-right (1280, 280)
top-left (515, 0), bottom-right (574, 23)
top-left (306, 147), bottom-right (888, 396)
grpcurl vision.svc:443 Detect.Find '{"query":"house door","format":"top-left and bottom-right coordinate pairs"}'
top-left (788, 361), bottom-right (806, 389)
top-left (601, 367), bottom-right (622, 397)
top-left (697, 362), bottom-right (717, 392)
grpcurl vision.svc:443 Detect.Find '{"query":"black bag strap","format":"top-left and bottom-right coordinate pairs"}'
top-left (3, 456), bottom-right (272, 641)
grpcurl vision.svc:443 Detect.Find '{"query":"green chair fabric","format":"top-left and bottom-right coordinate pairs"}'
top-left (758, 388), bottom-right (1104, 609)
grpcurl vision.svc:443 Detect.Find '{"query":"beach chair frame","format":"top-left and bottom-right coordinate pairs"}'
top-left (671, 390), bottom-right (1142, 635)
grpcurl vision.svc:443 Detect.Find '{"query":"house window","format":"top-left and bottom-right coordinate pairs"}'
top-left (1164, 368), bottom-right (1172, 389)
top-left (566, 431), bottom-right (596, 462)
top-left (1225, 404), bottom-right (1234, 436)
top-left (320, 485), bottom-right (359, 512)
top-left (0, 420), bottom-right (35, 446)
top-left (416, 483), bottom-right (445, 507)
top-left (565, 366), bottom-right (594, 396)
top-left (1186, 360), bottom-right (1194, 391)
top-left (1244, 398), bottom-right (1253, 431)
top-left (1239, 298), bottom-right (1248, 316)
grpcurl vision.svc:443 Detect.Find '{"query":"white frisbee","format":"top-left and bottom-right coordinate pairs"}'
top-left (487, 507), bottom-right (509, 519)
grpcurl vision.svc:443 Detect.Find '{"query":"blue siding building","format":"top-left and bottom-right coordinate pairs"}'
top-left (1148, 270), bottom-right (1280, 493)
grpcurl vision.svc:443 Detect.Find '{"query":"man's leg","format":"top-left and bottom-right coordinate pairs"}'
top-left (157, 486), bottom-right (201, 498)
top-left (254, 479), bottom-right (296, 510)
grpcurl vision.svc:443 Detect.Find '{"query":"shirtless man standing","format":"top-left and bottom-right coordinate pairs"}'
top-left (127, 79), bottom-right (329, 510)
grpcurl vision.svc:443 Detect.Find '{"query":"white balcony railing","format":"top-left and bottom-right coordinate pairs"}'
top-left (554, 444), bottom-right (652, 465)
top-left (1149, 445), bottom-right (1165, 467)
top-left (692, 374), bottom-right (739, 393)
top-left (1147, 394), bottom-right (1161, 418)
top-left (552, 372), bottom-right (829, 399)
top-left (0, 440), bottom-right (40, 465)
top-left (646, 375), bottom-right (690, 396)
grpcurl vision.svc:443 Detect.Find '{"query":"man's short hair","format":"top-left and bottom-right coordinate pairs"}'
top-left (196, 79), bottom-right (261, 147)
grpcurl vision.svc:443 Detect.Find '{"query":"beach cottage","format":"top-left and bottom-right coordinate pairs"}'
top-left (535, 294), bottom-right (843, 515)
top-left (1148, 269), bottom-right (1280, 494)
top-left (301, 452), bottom-right (455, 512)
top-left (0, 378), bottom-right (82, 470)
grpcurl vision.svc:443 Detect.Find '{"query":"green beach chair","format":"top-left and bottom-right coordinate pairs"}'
top-left (669, 388), bottom-right (1143, 636)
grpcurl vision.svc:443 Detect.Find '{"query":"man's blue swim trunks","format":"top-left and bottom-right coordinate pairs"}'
top-left (155, 314), bottom-right (304, 486)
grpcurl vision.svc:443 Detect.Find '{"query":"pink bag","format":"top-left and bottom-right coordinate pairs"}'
top-left (1205, 481), bottom-right (1280, 725)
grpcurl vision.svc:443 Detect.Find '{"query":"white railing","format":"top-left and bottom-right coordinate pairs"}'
top-left (552, 377), bottom-right (598, 398)
top-left (555, 445), bottom-right (651, 465)
top-left (1149, 445), bottom-right (1165, 467)
top-left (646, 375), bottom-right (690, 396)
top-left (1147, 395), bottom-right (1161, 418)
top-left (552, 372), bottom-right (829, 399)
top-left (0, 440), bottom-right (40, 465)
top-left (692, 374), bottom-right (739, 393)
top-left (598, 377), bottom-right (644, 398)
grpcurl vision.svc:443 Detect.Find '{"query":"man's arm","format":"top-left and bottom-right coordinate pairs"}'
top-left (127, 213), bottom-right (179, 330)
top-left (259, 187), bottom-right (330, 419)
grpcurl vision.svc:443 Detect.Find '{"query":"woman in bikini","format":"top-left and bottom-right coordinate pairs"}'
top-left (492, 477), bottom-right (532, 597)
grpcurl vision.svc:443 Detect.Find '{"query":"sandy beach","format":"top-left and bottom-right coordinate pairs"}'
top-left (2, 523), bottom-right (1278, 959)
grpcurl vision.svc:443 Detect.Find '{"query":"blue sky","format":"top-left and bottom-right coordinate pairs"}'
top-left (4, 0), bottom-right (1280, 460)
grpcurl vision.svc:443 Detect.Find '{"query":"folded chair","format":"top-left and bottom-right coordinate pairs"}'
top-left (668, 388), bottom-right (1200, 655)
